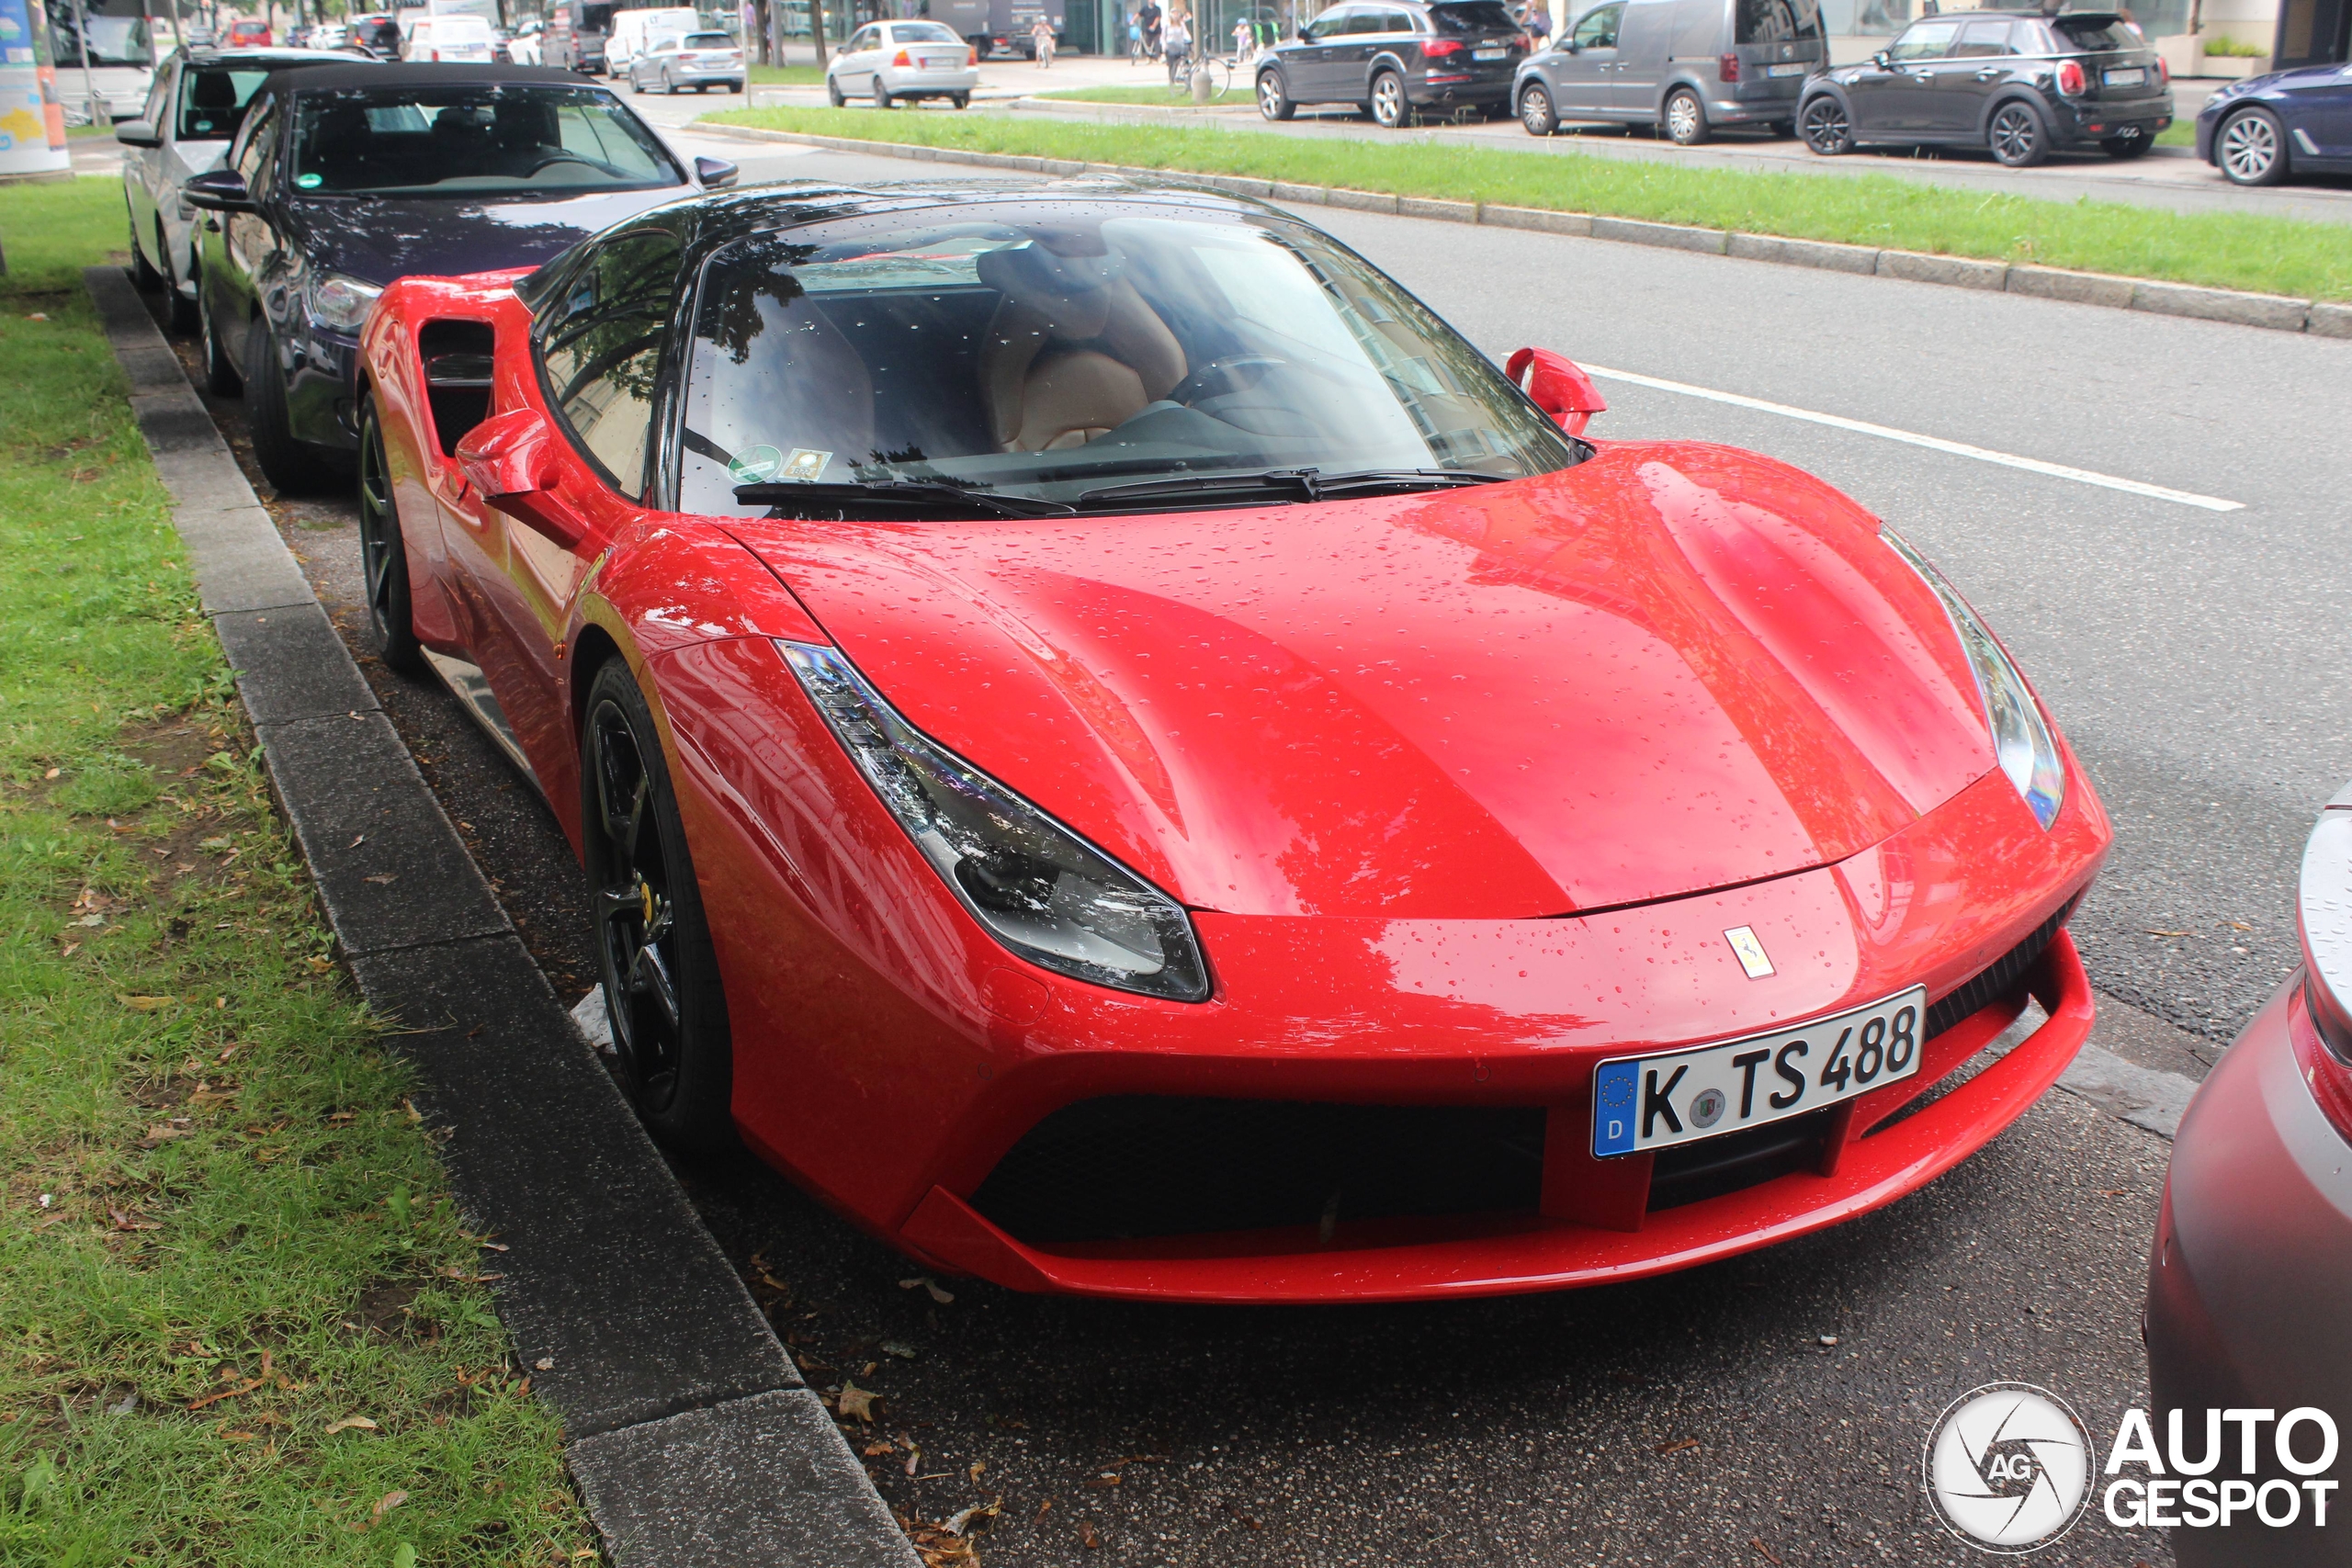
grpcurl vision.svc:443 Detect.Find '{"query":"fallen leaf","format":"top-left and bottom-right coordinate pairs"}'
top-left (968, 1460), bottom-right (986, 1483)
top-left (864, 1440), bottom-right (896, 1456)
top-left (43, 767), bottom-right (60, 780)
top-left (107, 1207), bottom-right (161, 1231)
top-left (1655, 1437), bottom-right (1701, 1456)
top-left (372, 1491), bottom-right (408, 1518)
top-left (118, 995), bottom-right (175, 1010)
top-left (220, 1428), bottom-right (257, 1442)
top-left (944, 1498), bottom-right (1001, 1536)
top-left (1035, 1497), bottom-right (1053, 1524)
top-left (837, 1382), bottom-right (879, 1424)
top-left (363, 874), bottom-right (397, 886)
top-left (534, 1358), bottom-right (555, 1371)
top-left (880, 1339), bottom-right (919, 1359)
top-left (1079, 1519), bottom-right (1101, 1549)
top-left (143, 1124), bottom-right (191, 1142)
top-left (324, 1416), bottom-right (378, 1435)
top-left (188, 1377), bottom-right (264, 1411)
top-left (2143, 929), bottom-right (2192, 938)
top-left (1752, 1538), bottom-right (1782, 1565)
top-left (2098, 1188), bottom-right (2126, 1197)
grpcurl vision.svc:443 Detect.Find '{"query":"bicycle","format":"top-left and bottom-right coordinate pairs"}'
top-left (1170, 51), bottom-right (1230, 98)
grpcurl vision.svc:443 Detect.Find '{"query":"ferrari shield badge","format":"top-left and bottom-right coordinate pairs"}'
top-left (1724, 926), bottom-right (1774, 979)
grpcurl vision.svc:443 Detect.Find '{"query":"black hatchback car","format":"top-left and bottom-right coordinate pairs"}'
top-left (185, 63), bottom-right (733, 493)
top-left (1255, 0), bottom-right (1531, 128)
top-left (1796, 9), bottom-right (2172, 166)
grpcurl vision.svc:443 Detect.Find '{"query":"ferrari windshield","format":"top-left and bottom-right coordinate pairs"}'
top-left (677, 202), bottom-right (1580, 513)
top-left (288, 85), bottom-right (681, 196)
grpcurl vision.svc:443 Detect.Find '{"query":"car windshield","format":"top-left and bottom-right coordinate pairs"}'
top-left (288, 85), bottom-right (681, 195)
top-left (177, 66), bottom-right (273, 139)
top-left (891, 20), bottom-right (963, 39)
top-left (684, 31), bottom-right (735, 46)
top-left (1429, 2), bottom-right (1515, 33)
top-left (677, 202), bottom-right (1580, 514)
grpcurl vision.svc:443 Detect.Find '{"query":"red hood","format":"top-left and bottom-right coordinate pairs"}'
top-left (726, 442), bottom-right (1997, 919)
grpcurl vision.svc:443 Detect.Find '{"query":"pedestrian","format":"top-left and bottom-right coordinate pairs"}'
top-left (1523, 0), bottom-right (1550, 44)
top-left (1030, 11), bottom-right (1055, 63)
top-left (1139, 0), bottom-right (1161, 57)
top-left (1231, 14), bottom-right (1253, 61)
top-left (1162, 6), bottom-right (1190, 80)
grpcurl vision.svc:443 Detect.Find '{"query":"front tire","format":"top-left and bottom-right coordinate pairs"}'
top-left (1800, 94), bottom-right (1852, 155)
top-left (2215, 106), bottom-right (2288, 186)
top-left (1664, 85), bottom-right (1709, 145)
top-left (244, 320), bottom-right (348, 495)
top-left (1370, 68), bottom-right (1408, 129)
top-left (1519, 82), bottom-right (1557, 136)
top-left (355, 396), bottom-right (424, 673)
top-left (1986, 98), bottom-right (2049, 167)
top-left (876, 80), bottom-right (895, 108)
top-left (582, 659), bottom-right (735, 1153)
top-left (828, 74), bottom-right (846, 106)
top-left (1257, 68), bottom-right (1294, 120)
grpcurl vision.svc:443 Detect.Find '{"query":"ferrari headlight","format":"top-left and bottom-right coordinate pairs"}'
top-left (1883, 530), bottom-right (2065, 830)
top-left (779, 641), bottom-right (1211, 1001)
top-left (309, 273), bottom-right (383, 333)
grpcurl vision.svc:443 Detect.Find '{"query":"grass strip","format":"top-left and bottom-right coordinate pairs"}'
top-left (1035, 84), bottom-right (1226, 106)
top-left (0, 178), bottom-right (592, 1566)
top-left (703, 104), bottom-right (2352, 300)
top-left (747, 62), bottom-right (829, 85)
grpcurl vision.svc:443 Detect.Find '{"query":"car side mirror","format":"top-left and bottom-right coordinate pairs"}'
top-left (183, 169), bottom-right (254, 211)
top-left (454, 408), bottom-right (583, 546)
top-left (115, 118), bottom-right (162, 148)
top-left (1507, 346), bottom-right (1606, 436)
top-left (695, 155), bottom-right (739, 188)
top-left (1871, 48), bottom-right (1891, 68)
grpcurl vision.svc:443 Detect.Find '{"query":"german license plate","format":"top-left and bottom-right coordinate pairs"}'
top-left (1473, 45), bottom-right (1507, 59)
top-left (1591, 987), bottom-right (1927, 1157)
top-left (920, 52), bottom-right (960, 66)
top-left (2103, 66), bottom-right (2145, 85)
top-left (1766, 61), bottom-right (1806, 76)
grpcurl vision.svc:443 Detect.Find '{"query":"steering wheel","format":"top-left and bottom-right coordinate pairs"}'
top-left (1166, 354), bottom-right (1287, 407)
top-left (526, 152), bottom-right (606, 175)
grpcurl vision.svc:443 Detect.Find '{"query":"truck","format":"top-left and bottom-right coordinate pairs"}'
top-left (936, 0), bottom-right (1061, 57)
top-left (543, 0), bottom-right (618, 68)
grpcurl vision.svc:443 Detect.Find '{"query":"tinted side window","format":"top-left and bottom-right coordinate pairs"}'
top-left (1570, 3), bottom-right (1623, 47)
top-left (2052, 17), bottom-right (2132, 50)
top-left (1303, 9), bottom-right (1349, 39)
top-left (1344, 12), bottom-right (1386, 32)
top-left (1887, 17), bottom-right (1958, 60)
top-left (1736, 0), bottom-right (1822, 44)
top-left (539, 231), bottom-right (683, 498)
top-left (1951, 17), bottom-right (2015, 56)
top-left (1380, 10), bottom-right (1417, 32)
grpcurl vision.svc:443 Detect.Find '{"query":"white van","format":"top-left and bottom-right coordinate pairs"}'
top-left (606, 7), bottom-right (704, 73)
top-left (405, 13), bottom-right (497, 59)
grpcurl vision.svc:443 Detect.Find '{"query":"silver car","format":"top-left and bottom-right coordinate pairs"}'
top-left (1513, 0), bottom-right (1824, 143)
top-left (825, 19), bottom-right (979, 108)
top-left (628, 30), bottom-right (746, 94)
top-left (118, 47), bottom-right (379, 332)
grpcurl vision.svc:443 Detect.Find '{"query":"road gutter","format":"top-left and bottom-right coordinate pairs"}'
top-left (695, 120), bottom-right (2352, 338)
top-left (83, 265), bottom-right (919, 1568)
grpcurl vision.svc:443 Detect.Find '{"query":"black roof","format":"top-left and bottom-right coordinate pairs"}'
top-left (256, 62), bottom-right (608, 94)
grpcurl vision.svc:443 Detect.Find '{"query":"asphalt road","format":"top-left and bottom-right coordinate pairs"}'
top-left (145, 138), bottom-right (2352, 1565)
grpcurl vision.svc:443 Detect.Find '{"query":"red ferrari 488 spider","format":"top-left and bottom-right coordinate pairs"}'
top-left (357, 179), bottom-right (2109, 1303)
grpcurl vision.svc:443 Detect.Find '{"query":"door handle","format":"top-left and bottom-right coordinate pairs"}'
top-left (1974, 67), bottom-right (2002, 80)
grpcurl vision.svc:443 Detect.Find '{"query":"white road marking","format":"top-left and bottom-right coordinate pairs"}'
top-left (1581, 363), bottom-right (2246, 513)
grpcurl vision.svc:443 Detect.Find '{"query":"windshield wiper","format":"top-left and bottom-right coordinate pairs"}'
top-left (1073, 468), bottom-right (1509, 510)
top-left (733, 479), bottom-right (1076, 520)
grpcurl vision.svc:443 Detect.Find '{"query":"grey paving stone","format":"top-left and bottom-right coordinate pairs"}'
top-left (1876, 249), bottom-right (2008, 290)
top-left (2131, 278), bottom-right (2309, 332)
top-left (176, 507), bottom-right (317, 615)
top-left (212, 603), bottom-right (382, 726)
top-left (1725, 231), bottom-right (1879, 275)
top-left (254, 709), bottom-right (509, 955)
top-left (1269, 179), bottom-right (1329, 204)
top-left (571, 1391), bottom-right (918, 1568)
top-left (149, 446), bottom-right (261, 515)
top-left (130, 389), bottom-right (232, 455)
top-left (1397, 195), bottom-right (1476, 224)
top-left (1328, 187), bottom-right (1401, 214)
top-left (2005, 264), bottom-right (2139, 310)
top-left (1477, 204), bottom-right (1593, 236)
top-left (2305, 300), bottom-right (2352, 339)
top-left (348, 936), bottom-right (798, 1440)
top-left (1590, 215), bottom-right (1728, 254)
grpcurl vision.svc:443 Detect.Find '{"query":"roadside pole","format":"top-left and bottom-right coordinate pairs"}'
top-left (67, 0), bottom-right (105, 124)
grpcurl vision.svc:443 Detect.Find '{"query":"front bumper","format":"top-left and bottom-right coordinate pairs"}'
top-left (283, 325), bottom-right (365, 453)
top-left (2146, 981), bottom-right (2352, 1563)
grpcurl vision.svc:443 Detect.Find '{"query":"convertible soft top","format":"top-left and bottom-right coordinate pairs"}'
top-left (255, 62), bottom-right (607, 94)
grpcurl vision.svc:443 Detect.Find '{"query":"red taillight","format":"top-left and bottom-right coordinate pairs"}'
top-left (2294, 803), bottom-right (2352, 1142)
top-left (1717, 51), bottom-right (1739, 82)
top-left (2056, 57), bottom-right (2086, 95)
top-left (967, 43), bottom-right (978, 62)
top-left (429, 47), bottom-right (441, 59)
top-left (1422, 37), bottom-right (1464, 56)
top-left (893, 48), bottom-right (911, 65)
top-left (2290, 987), bottom-right (2352, 1144)
top-left (2155, 53), bottom-right (2168, 85)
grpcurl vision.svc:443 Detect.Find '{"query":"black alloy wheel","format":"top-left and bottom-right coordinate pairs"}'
top-left (1370, 68), bottom-right (1408, 129)
top-left (198, 285), bottom-right (242, 396)
top-left (1258, 67), bottom-right (1294, 120)
top-left (1986, 98), bottom-right (2048, 166)
top-left (2216, 106), bottom-right (2288, 186)
top-left (1663, 86), bottom-right (1710, 145)
top-left (1800, 94), bottom-right (1851, 154)
top-left (582, 659), bottom-right (735, 1151)
top-left (1519, 81), bottom-right (1557, 136)
top-left (128, 205), bottom-right (165, 291)
top-left (355, 396), bottom-right (424, 672)
top-left (244, 319), bottom-right (348, 494)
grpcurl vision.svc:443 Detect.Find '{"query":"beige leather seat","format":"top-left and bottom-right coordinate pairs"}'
top-left (974, 239), bottom-right (1186, 453)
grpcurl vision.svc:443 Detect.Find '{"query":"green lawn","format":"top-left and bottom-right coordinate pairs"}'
top-left (2156, 119), bottom-right (2197, 146)
top-left (1035, 84), bottom-right (1228, 106)
top-left (0, 178), bottom-right (592, 1565)
top-left (701, 105), bottom-right (2352, 301)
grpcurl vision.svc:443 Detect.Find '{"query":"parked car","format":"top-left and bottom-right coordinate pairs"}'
top-left (628, 29), bottom-right (746, 93)
top-left (356, 176), bottom-right (2109, 1303)
top-left (605, 6), bottom-right (700, 75)
top-left (543, 0), bottom-right (616, 71)
top-left (508, 17), bottom-right (547, 62)
top-left (118, 46), bottom-right (381, 333)
top-left (2195, 62), bottom-right (2352, 186)
top-left (182, 62), bottom-right (734, 493)
top-left (1797, 9), bottom-right (2171, 167)
top-left (226, 17), bottom-right (272, 46)
top-left (2144, 785), bottom-right (2352, 1565)
top-left (405, 15), bottom-right (498, 62)
top-left (307, 22), bottom-right (350, 49)
top-left (1254, 0), bottom-right (1529, 130)
top-left (1515, 0), bottom-right (1825, 142)
top-left (825, 19), bottom-right (978, 107)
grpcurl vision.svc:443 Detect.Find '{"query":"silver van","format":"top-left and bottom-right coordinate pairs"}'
top-left (1512, 0), bottom-right (1826, 141)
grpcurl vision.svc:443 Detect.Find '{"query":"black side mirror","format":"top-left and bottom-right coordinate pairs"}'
top-left (115, 118), bottom-right (162, 148)
top-left (694, 155), bottom-right (739, 189)
top-left (184, 169), bottom-right (254, 211)
top-left (1871, 48), bottom-right (1891, 68)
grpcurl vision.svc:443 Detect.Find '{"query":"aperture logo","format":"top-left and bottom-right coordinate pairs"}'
top-left (1924, 1383), bottom-right (2092, 1552)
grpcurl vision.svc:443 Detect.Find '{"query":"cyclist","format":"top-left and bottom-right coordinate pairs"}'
top-left (1030, 12), bottom-right (1056, 63)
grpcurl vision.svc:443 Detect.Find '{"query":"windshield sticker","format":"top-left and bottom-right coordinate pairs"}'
top-left (296, 172), bottom-right (322, 188)
top-left (726, 445), bottom-right (785, 483)
top-left (780, 447), bottom-right (832, 483)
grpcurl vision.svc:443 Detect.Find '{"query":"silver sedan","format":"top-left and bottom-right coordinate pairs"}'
top-left (825, 19), bottom-right (978, 108)
top-left (628, 31), bottom-right (747, 94)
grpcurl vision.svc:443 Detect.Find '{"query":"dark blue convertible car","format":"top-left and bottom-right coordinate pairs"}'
top-left (2196, 60), bottom-right (2352, 185)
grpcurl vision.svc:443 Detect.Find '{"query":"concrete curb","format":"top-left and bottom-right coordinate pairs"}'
top-left (697, 121), bottom-right (2352, 336)
top-left (84, 266), bottom-right (918, 1568)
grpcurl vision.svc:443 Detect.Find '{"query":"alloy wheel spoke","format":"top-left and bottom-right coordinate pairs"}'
top-left (631, 941), bottom-right (682, 1030)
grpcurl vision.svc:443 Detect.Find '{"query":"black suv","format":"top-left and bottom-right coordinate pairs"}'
top-left (1796, 10), bottom-right (2171, 166)
top-left (1256, 0), bottom-right (1531, 128)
